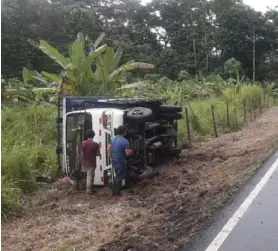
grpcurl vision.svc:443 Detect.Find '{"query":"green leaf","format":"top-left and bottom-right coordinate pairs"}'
top-left (114, 46), bottom-right (123, 69)
top-left (32, 76), bottom-right (49, 85)
top-left (70, 39), bottom-right (86, 70)
top-left (77, 32), bottom-right (85, 49)
top-left (32, 88), bottom-right (57, 93)
top-left (94, 32), bottom-right (105, 49)
top-left (109, 62), bottom-right (154, 82)
top-left (39, 40), bottom-right (70, 69)
top-left (27, 39), bottom-right (39, 48)
top-left (41, 72), bottom-right (60, 83)
top-left (103, 47), bottom-right (116, 74)
top-left (22, 68), bottom-right (36, 85)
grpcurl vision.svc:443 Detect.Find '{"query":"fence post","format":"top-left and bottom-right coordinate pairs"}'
top-left (226, 102), bottom-right (230, 127)
top-left (211, 105), bottom-right (218, 138)
top-left (259, 96), bottom-right (262, 114)
top-left (249, 101), bottom-right (253, 120)
top-left (263, 89), bottom-right (266, 107)
top-left (243, 100), bottom-right (246, 122)
top-left (185, 107), bottom-right (191, 146)
top-left (234, 106), bottom-right (238, 128)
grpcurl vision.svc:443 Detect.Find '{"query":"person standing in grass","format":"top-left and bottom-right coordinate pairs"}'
top-left (108, 125), bottom-right (132, 196)
top-left (82, 130), bottom-right (100, 194)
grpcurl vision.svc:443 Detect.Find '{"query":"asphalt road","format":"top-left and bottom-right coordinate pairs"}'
top-left (183, 150), bottom-right (278, 251)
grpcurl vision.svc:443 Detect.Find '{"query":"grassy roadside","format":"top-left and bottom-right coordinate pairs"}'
top-left (1, 106), bottom-right (56, 217)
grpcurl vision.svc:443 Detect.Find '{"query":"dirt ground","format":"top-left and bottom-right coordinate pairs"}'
top-left (2, 107), bottom-right (278, 251)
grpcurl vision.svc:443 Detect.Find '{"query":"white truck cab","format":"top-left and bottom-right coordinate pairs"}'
top-left (57, 97), bottom-right (182, 187)
top-left (63, 108), bottom-right (124, 186)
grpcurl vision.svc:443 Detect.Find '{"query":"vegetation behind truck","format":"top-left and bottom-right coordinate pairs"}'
top-left (56, 97), bottom-right (182, 187)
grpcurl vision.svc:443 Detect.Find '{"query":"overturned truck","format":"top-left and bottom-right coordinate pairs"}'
top-left (56, 97), bottom-right (182, 187)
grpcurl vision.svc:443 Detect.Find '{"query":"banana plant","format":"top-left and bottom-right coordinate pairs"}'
top-left (30, 32), bottom-right (154, 95)
top-left (2, 77), bottom-right (57, 105)
top-left (29, 32), bottom-right (107, 95)
top-left (264, 82), bottom-right (278, 106)
top-left (93, 45), bottom-right (154, 89)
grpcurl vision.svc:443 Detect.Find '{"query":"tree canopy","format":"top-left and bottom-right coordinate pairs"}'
top-left (2, 0), bottom-right (278, 81)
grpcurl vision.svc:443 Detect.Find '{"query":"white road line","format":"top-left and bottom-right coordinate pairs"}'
top-left (205, 157), bottom-right (278, 251)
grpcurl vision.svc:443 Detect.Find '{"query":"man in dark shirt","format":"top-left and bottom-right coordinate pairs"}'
top-left (108, 125), bottom-right (132, 196)
top-left (82, 130), bottom-right (100, 194)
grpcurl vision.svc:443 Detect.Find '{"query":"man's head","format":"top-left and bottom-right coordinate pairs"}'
top-left (118, 125), bottom-right (127, 136)
top-left (85, 129), bottom-right (95, 139)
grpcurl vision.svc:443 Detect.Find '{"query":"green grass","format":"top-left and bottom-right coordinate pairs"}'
top-left (1, 106), bottom-right (56, 217)
top-left (178, 93), bottom-right (274, 145)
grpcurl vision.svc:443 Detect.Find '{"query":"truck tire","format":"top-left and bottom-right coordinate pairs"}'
top-left (160, 113), bottom-right (182, 120)
top-left (126, 107), bottom-right (153, 120)
top-left (159, 104), bottom-right (182, 113)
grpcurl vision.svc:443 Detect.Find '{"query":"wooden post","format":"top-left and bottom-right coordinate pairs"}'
top-left (249, 101), bottom-right (253, 120)
top-left (234, 106), bottom-right (238, 128)
top-left (226, 102), bottom-right (230, 127)
top-left (259, 96), bottom-right (262, 114)
top-left (263, 90), bottom-right (266, 107)
top-left (243, 100), bottom-right (246, 122)
top-left (254, 101), bottom-right (257, 119)
top-left (185, 107), bottom-right (191, 146)
top-left (211, 105), bottom-right (218, 138)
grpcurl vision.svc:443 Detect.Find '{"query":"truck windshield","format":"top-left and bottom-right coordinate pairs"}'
top-left (66, 112), bottom-right (92, 141)
top-left (65, 112), bottom-right (92, 174)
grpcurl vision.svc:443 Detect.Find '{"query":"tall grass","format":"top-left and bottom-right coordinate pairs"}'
top-left (1, 106), bottom-right (56, 217)
top-left (178, 84), bottom-right (274, 144)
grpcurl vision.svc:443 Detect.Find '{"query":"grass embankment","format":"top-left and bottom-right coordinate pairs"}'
top-left (1, 106), bottom-right (56, 217)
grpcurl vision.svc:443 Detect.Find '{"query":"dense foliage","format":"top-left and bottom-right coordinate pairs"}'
top-left (2, 0), bottom-right (278, 81)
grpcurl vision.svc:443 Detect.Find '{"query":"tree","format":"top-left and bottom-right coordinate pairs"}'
top-left (1, 0), bottom-right (103, 78)
top-left (2, 0), bottom-right (278, 81)
top-left (224, 57), bottom-right (241, 81)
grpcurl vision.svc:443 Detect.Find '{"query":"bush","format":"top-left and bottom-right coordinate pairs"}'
top-left (1, 106), bottom-right (56, 217)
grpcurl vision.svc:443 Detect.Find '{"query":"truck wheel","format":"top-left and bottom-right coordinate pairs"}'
top-left (126, 107), bottom-right (153, 120)
top-left (160, 113), bottom-right (182, 120)
top-left (159, 104), bottom-right (182, 113)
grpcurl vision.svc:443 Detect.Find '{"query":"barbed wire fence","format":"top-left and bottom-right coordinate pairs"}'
top-left (181, 90), bottom-right (277, 147)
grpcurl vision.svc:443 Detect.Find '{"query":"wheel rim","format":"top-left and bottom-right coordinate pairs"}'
top-left (131, 108), bottom-right (144, 116)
